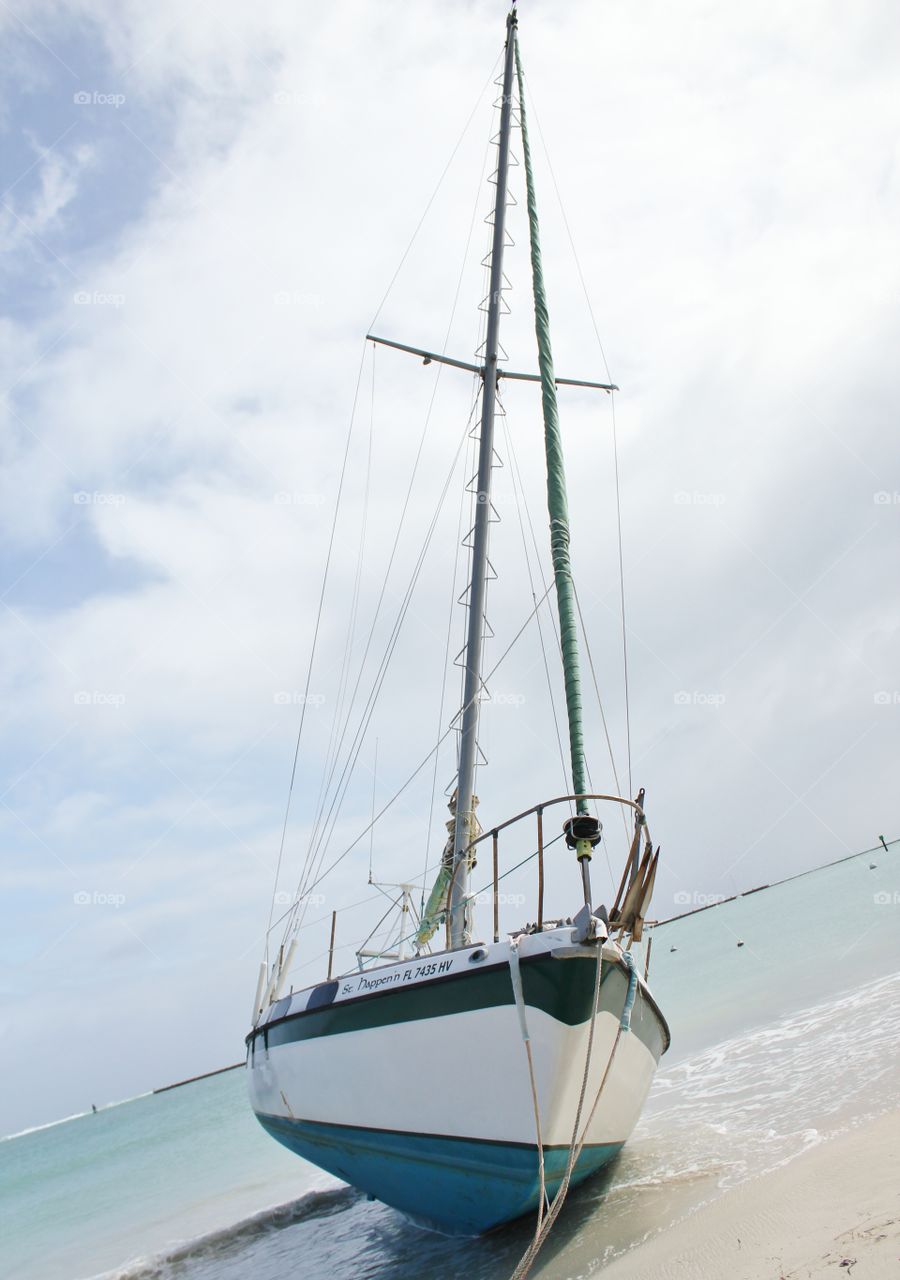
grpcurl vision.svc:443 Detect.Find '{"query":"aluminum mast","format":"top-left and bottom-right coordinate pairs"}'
top-left (449, 6), bottom-right (518, 947)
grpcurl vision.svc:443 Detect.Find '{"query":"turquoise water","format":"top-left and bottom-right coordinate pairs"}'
top-left (646, 844), bottom-right (900, 1058)
top-left (2, 842), bottom-right (898, 1280)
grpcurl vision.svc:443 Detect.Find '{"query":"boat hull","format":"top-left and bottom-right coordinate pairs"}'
top-left (247, 931), bottom-right (668, 1234)
top-left (255, 1113), bottom-right (623, 1233)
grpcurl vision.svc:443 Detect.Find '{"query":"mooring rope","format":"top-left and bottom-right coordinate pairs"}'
top-left (509, 948), bottom-right (638, 1280)
top-left (509, 937), bottom-right (548, 1231)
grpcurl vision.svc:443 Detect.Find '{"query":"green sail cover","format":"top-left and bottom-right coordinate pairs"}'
top-left (416, 864), bottom-right (451, 946)
top-left (515, 45), bottom-right (589, 817)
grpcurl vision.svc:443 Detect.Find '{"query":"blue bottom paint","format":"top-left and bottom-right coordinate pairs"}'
top-left (256, 1112), bottom-right (623, 1235)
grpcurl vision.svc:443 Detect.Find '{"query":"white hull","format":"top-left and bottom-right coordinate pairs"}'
top-left (247, 928), bottom-right (668, 1232)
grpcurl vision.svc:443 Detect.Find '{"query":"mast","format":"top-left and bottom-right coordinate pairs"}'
top-left (449, 6), bottom-right (518, 948)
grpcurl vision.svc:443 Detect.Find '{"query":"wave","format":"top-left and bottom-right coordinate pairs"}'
top-left (0, 1093), bottom-right (153, 1144)
top-left (635, 966), bottom-right (900, 1192)
top-left (1, 1112), bottom-right (93, 1143)
top-left (85, 1184), bottom-right (363, 1280)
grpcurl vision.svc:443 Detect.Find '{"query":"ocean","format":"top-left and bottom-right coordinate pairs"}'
top-left (3, 841), bottom-right (899, 1280)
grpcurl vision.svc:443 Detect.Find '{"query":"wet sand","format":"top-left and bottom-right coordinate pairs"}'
top-left (598, 1108), bottom-right (900, 1279)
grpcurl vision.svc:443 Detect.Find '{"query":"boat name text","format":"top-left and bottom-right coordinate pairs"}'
top-left (343, 958), bottom-right (454, 996)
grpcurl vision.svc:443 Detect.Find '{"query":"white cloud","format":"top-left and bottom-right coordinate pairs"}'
top-left (1, 0), bottom-right (899, 1130)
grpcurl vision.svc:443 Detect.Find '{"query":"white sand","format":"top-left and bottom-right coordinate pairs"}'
top-left (598, 1109), bottom-right (900, 1279)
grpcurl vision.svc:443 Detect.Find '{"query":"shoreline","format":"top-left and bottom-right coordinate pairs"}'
top-left (598, 1108), bottom-right (900, 1279)
top-left (152, 1061), bottom-right (243, 1094)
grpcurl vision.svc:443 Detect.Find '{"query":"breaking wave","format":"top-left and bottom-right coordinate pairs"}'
top-left (87, 1185), bottom-right (363, 1280)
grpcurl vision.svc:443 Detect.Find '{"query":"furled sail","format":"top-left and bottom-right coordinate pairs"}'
top-left (417, 792), bottom-right (480, 946)
top-left (515, 46), bottom-right (590, 819)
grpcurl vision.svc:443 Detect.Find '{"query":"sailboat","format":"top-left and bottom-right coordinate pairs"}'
top-left (247, 4), bottom-right (669, 1240)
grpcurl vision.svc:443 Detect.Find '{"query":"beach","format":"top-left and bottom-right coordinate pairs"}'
top-left (600, 1109), bottom-right (900, 1280)
top-left (3, 845), bottom-right (897, 1280)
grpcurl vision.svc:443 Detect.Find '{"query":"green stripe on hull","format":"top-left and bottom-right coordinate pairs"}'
top-left (257, 954), bottom-right (666, 1060)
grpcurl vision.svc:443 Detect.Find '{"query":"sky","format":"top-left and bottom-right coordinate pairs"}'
top-left (1, 0), bottom-right (898, 1136)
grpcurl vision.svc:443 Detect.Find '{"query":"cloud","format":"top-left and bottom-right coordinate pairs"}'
top-left (1, 0), bottom-right (898, 1131)
top-left (0, 137), bottom-right (93, 258)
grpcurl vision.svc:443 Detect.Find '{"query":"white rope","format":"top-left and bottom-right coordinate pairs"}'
top-left (508, 938), bottom-right (548, 1232)
top-left (509, 945), bottom-right (602, 1280)
top-left (509, 949), bottom-right (637, 1280)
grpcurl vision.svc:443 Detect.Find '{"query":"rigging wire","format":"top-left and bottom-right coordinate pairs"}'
top-left (286, 392), bottom-right (482, 943)
top-left (421, 422), bottom-right (474, 912)
top-left (501, 378), bottom-right (617, 856)
top-left (307, 343), bottom-right (378, 865)
top-left (418, 111), bottom-right (497, 899)
top-left (503, 381), bottom-right (622, 875)
top-left (453, 198), bottom-right (501, 804)
top-left (455, 71), bottom-right (516, 806)
top-left (264, 343), bottom-right (368, 963)
top-left (353, 831), bottom-right (567, 975)
top-left (270, 57), bottom-right (500, 959)
top-left (299, 90), bottom-right (501, 928)
top-left (611, 393), bottom-right (633, 796)
top-left (367, 738), bottom-right (378, 882)
top-left (271, 64), bottom-right (638, 957)
top-left (295, 93), bottom-right (501, 920)
top-left (290, 580), bottom-right (556, 914)
top-left (499, 402), bottom-right (570, 796)
top-left (573, 581), bottom-right (631, 851)
top-left (301, 388), bottom-right (478, 873)
top-left (288, 364), bottom-right (473, 923)
top-left (367, 56), bottom-right (502, 335)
